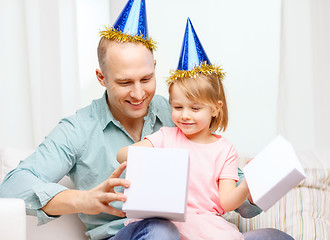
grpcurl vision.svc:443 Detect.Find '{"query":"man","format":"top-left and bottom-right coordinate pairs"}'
top-left (0, 0), bottom-right (293, 239)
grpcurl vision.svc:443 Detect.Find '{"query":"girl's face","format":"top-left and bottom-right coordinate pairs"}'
top-left (170, 84), bottom-right (217, 142)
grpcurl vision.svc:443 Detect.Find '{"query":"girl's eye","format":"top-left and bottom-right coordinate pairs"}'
top-left (192, 107), bottom-right (200, 111)
top-left (174, 106), bottom-right (182, 110)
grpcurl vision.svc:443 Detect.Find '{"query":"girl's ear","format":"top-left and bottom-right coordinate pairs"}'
top-left (212, 101), bottom-right (223, 117)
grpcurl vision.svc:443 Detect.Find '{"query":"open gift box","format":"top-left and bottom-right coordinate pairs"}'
top-left (244, 135), bottom-right (306, 211)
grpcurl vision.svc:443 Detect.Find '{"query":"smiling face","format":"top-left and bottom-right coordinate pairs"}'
top-left (96, 41), bottom-right (156, 124)
top-left (170, 83), bottom-right (218, 142)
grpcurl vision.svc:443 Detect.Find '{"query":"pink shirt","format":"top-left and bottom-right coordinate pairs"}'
top-left (146, 127), bottom-right (239, 215)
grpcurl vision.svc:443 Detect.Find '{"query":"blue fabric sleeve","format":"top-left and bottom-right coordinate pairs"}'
top-left (235, 168), bottom-right (263, 218)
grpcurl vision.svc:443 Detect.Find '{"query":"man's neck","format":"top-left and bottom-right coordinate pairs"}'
top-left (106, 96), bottom-right (146, 142)
top-left (120, 118), bottom-right (144, 142)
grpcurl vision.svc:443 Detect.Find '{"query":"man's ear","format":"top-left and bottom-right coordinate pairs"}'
top-left (96, 69), bottom-right (106, 87)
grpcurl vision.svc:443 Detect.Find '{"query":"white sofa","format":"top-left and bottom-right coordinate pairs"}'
top-left (1, 147), bottom-right (329, 240)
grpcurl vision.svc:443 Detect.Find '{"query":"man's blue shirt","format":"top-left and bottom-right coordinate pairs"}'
top-left (0, 92), bottom-right (173, 239)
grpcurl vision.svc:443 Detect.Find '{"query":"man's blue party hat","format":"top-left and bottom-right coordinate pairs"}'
top-left (168, 18), bottom-right (224, 83)
top-left (100, 0), bottom-right (156, 50)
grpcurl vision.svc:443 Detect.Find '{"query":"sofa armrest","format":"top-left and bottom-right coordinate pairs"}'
top-left (0, 198), bottom-right (26, 240)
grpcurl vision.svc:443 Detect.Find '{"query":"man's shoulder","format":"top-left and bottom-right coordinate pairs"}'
top-left (151, 95), bottom-right (170, 108)
top-left (59, 96), bottom-right (103, 129)
top-left (151, 95), bottom-right (173, 126)
top-left (74, 96), bottom-right (105, 121)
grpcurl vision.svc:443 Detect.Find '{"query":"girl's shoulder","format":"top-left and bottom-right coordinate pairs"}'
top-left (158, 126), bottom-right (181, 135)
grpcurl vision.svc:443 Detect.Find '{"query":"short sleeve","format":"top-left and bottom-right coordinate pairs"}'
top-left (219, 146), bottom-right (239, 181)
top-left (144, 127), bottom-right (167, 148)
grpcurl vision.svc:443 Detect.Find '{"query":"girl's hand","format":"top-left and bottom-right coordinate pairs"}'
top-left (246, 157), bottom-right (254, 164)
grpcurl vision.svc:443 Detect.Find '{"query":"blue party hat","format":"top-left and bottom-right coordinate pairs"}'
top-left (100, 0), bottom-right (156, 50)
top-left (168, 18), bottom-right (224, 83)
top-left (177, 18), bottom-right (211, 71)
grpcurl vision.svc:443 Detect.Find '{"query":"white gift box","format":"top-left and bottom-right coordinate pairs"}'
top-left (122, 146), bottom-right (190, 222)
top-left (243, 135), bottom-right (306, 211)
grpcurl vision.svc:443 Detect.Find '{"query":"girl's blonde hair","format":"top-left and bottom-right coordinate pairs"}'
top-left (168, 74), bottom-right (228, 132)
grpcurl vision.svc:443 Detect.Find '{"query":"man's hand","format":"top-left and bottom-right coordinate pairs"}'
top-left (42, 162), bottom-right (130, 217)
top-left (79, 162), bottom-right (130, 216)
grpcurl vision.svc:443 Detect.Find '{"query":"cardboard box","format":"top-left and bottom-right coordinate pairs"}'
top-left (122, 146), bottom-right (190, 222)
top-left (243, 135), bottom-right (306, 211)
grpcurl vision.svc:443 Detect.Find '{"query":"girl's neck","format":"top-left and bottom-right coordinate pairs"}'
top-left (184, 130), bottom-right (220, 144)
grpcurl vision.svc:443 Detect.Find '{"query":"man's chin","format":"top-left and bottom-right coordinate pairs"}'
top-left (126, 109), bottom-right (148, 120)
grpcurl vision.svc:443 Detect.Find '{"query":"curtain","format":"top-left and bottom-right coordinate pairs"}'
top-left (278, 0), bottom-right (330, 151)
top-left (0, 0), bottom-right (109, 149)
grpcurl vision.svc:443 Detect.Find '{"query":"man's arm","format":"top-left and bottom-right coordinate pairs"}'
top-left (0, 116), bottom-right (129, 224)
top-left (235, 167), bottom-right (262, 218)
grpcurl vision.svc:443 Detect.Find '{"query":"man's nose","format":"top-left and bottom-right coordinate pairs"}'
top-left (130, 83), bottom-right (144, 100)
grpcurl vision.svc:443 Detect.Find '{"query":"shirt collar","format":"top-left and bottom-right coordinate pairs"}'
top-left (94, 91), bottom-right (166, 131)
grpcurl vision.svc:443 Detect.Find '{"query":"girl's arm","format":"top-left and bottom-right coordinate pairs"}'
top-left (218, 178), bottom-right (250, 212)
top-left (117, 139), bottom-right (153, 163)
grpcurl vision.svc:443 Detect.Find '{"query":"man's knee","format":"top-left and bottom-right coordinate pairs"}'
top-left (113, 218), bottom-right (180, 240)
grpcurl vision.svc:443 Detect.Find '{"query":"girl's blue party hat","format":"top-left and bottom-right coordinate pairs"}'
top-left (168, 18), bottom-right (224, 83)
top-left (177, 18), bottom-right (211, 71)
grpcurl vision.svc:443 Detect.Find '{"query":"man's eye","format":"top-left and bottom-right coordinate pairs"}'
top-left (119, 82), bottom-right (130, 85)
top-left (141, 77), bottom-right (151, 83)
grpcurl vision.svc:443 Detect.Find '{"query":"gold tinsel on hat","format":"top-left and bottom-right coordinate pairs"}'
top-left (100, 25), bottom-right (157, 51)
top-left (166, 61), bottom-right (225, 84)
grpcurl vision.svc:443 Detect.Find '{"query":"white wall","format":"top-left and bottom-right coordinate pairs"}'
top-left (76, 0), bottom-right (111, 107)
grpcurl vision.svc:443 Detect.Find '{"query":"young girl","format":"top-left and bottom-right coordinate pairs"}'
top-left (117, 18), bottom-right (250, 240)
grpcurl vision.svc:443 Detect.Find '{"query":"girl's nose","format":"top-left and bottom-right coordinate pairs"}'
top-left (182, 110), bottom-right (191, 120)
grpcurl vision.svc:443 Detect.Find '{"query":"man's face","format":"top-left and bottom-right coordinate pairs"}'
top-left (97, 42), bottom-right (156, 124)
